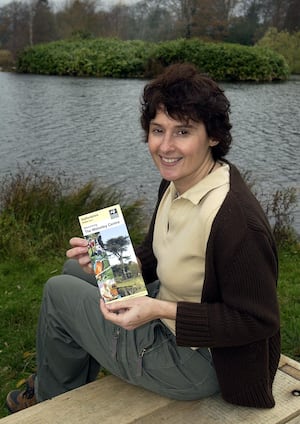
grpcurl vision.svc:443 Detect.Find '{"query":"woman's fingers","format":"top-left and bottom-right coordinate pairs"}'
top-left (66, 237), bottom-right (94, 274)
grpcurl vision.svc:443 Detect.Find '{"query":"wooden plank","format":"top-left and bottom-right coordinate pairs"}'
top-left (286, 418), bottom-right (300, 424)
top-left (0, 377), bottom-right (175, 424)
top-left (133, 370), bottom-right (300, 424)
top-left (1, 356), bottom-right (299, 424)
top-left (280, 365), bottom-right (300, 381)
top-left (279, 355), bottom-right (300, 381)
top-left (279, 355), bottom-right (300, 372)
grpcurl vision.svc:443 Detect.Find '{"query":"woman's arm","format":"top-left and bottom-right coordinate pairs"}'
top-left (176, 229), bottom-right (280, 348)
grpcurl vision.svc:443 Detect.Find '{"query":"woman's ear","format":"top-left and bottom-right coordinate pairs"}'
top-left (209, 139), bottom-right (219, 147)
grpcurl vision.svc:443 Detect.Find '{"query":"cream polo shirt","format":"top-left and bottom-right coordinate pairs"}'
top-left (154, 163), bottom-right (230, 335)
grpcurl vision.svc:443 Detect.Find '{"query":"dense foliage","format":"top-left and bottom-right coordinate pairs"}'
top-left (0, 49), bottom-right (14, 69)
top-left (0, 164), bottom-right (147, 261)
top-left (16, 38), bottom-right (153, 78)
top-left (16, 37), bottom-right (290, 82)
top-left (257, 27), bottom-right (300, 74)
top-left (151, 39), bottom-right (290, 81)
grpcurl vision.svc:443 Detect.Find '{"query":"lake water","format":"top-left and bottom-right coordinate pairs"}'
top-left (0, 72), bottom-right (299, 234)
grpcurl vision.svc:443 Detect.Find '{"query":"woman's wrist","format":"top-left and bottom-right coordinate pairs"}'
top-left (154, 298), bottom-right (177, 320)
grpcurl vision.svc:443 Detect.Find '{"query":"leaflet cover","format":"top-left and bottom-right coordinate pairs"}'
top-left (78, 204), bottom-right (148, 303)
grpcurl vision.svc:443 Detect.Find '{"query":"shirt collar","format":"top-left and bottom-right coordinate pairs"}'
top-left (170, 163), bottom-right (229, 205)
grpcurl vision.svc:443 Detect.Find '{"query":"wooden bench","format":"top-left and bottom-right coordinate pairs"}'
top-left (1, 354), bottom-right (299, 424)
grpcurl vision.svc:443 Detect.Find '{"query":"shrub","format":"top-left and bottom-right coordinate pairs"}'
top-left (0, 163), bottom-right (146, 260)
top-left (0, 49), bottom-right (14, 69)
top-left (1, 164), bottom-right (298, 260)
top-left (16, 37), bottom-right (289, 81)
top-left (242, 170), bottom-right (298, 247)
top-left (264, 187), bottom-right (298, 247)
top-left (257, 27), bottom-right (300, 74)
top-left (17, 39), bottom-right (153, 78)
top-left (150, 38), bottom-right (289, 81)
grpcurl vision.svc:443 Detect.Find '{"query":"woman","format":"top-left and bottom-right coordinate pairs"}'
top-left (6, 63), bottom-right (280, 413)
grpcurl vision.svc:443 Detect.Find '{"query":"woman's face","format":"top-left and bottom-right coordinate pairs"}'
top-left (148, 109), bottom-right (217, 194)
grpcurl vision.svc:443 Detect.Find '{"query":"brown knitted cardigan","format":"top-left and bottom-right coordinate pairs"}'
top-left (135, 162), bottom-right (281, 408)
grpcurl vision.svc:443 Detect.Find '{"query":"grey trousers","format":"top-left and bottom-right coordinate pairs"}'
top-left (36, 259), bottom-right (220, 401)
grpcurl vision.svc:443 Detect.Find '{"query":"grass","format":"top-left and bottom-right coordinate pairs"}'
top-left (277, 246), bottom-right (300, 359)
top-left (0, 165), bottom-right (299, 418)
top-left (0, 246), bottom-right (299, 418)
top-left (0, 164), bottom-right (148, 417)
top-left (0, 257), bottom-right (64, 417)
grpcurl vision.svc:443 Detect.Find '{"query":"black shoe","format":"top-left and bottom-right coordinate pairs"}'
top-left (6, 374), bottom-right (37, 413)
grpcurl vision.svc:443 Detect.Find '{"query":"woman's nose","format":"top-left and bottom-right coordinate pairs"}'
top-left (160, 132), bottom-right (175, 151)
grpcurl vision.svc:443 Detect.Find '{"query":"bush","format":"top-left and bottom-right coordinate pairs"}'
top-left (1, 164), bottom-right (298, 261)
top-left (0, 164), bottom-right (147, 261)
top-left (150, 38), bottom-right (289, 81)
top-left (0, 49), bottom-right (14, 69)
top-left (242, 170), bottom-right (298, 247)
top-left (16, 37), bottom-right (289, 81)
top-left (257, 27), bottom-right (300, 74)
top-left (17, 39), bottom-right (153, 78)
top-left (265, 187), bottom-right (298, 247)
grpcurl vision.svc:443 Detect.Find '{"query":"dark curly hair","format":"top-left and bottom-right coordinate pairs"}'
top-left (140, 63), bottom-right (232, 160)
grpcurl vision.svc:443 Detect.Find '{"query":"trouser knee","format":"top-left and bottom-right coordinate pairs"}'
top-left (62, 259), bottom-right (80, 275)
top-left (42, 275), bottom-right (63, 302)
top-left (62, 259), bottom-right (97, 286)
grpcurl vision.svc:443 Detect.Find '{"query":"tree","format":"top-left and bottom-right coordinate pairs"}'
top-left (129, 1), bottom-right (175, 41)
top-left (225, 0), bottom-right (299, 44)
top-left (284, 0), bottom-right (300, 32)
top-left (226, 0), bottom-right (261, 45)
top-left (253, 0), bottom-right (295, 31)
top-left (56, 0), bottom-right (101, 39)
top-left (32, 0), bottom-right (56, 44)
top-left (168, 0), bottom-right (238, 40)
top-left (257, 27), bottom-right (300, 74)
top-left (105, 236), bottom-right (130, 279)
top-left (180, 0), bottom-right (198, 38)
top-left (0, 0), bottom-right (57, 52)
top-left (0, 1), bottom-right (30, 55)
top-left (106, 3), bottom-right (134, 39)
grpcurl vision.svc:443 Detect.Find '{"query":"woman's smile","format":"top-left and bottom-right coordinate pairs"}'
top-left (159, 156), bottom-right (182, 165)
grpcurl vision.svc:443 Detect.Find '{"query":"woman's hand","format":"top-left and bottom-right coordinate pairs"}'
top-left (100, 296), bottom-right (177, 330)
top-left (66, 237), bottom-right (94, 274)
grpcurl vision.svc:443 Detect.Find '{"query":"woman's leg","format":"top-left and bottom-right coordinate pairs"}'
top-left (114, 320), bottom-right (220, 400)
top-left (62, 259), bottom-right (97, 286)
top-left (36, 274), bottom-right (219, 402)
top-left (36, 274), bottom-right (121, 400)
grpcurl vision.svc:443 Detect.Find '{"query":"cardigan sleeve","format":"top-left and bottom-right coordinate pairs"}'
top-left (176, 193), bottom-right (280, 348)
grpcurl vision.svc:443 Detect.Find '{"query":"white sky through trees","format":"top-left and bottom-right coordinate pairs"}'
top-left (0, 0), bottom-right (138, 8)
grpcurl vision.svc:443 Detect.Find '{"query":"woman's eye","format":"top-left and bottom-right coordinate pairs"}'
top-left (152, 127), bottom-right (163, 134)
top-left (177, 129), bottom-right (189, 136)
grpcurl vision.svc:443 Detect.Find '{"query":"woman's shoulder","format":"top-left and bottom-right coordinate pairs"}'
top-left (213, 161), bottom-right (274, 239)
